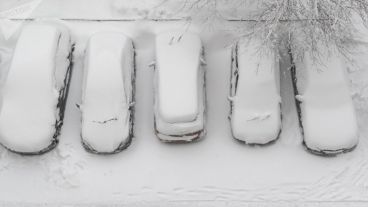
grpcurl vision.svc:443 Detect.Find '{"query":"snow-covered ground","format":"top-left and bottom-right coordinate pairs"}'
top-left (0, 0), bottom-right (368, 206)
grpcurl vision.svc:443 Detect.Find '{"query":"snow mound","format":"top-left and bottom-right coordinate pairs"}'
top-left (155, 31), bottom-right (202, 123)
top-left (0, 23), bottom-right (71, 154)
top-left (81, 32), bottom-right (134, 153)
top-left (230, 38), bottom-right (281, 144)
top-left (293, 46), bottom-right (358, 154)
top-left (154, 31), bottom-right (205, 141)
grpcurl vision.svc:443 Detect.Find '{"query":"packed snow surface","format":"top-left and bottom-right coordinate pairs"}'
top-left (294, 47), bottom-right (358, 153)
top-left (155, 31), bottom-right (201, 123)
top-left (81, 32), bottom-right (134, 153)
top-left (230, 39), bottom-right (281, 144)
top-left (0, 23), bottom-right (70, 153)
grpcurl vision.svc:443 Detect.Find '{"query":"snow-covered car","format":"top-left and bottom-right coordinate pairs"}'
top-left (229, 39), bottom-right (282, 145)
top-left (80, 32), bottom-right (135, 154)
top-left (292, 47), bottom-right (358, 155)
top-left (0, 23), bottom-right (73, 155)
top-left (153, 31), bottom-right (206, 142)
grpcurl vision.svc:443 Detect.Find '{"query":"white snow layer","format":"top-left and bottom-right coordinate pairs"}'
top-left (230, 39), bottom-right (281, 144)
top-left (154, 31), bottom-right (205, 140)
top-left (0, 23), bottom-right (71, 153)
top-left (294, 47), bottom-right (358, 153)
top-left (81, 32), bottom-right (134, 153)
top-left (155, 31), bottom-right (201, 123)
top-left (1, 19), bottom-right (368, 206)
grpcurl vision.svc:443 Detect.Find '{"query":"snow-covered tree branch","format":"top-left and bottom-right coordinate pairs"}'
top-left (170, 0), bottom-right (368, 61)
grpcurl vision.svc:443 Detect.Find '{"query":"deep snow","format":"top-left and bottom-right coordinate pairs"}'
top-left (155, 31), bottom-right (201, 124)
top-left (81, 32), bottom-right (134, 153)
top-left (230, 38), bottom-right (281, 144)
top-left (154, 31), bottom-right (206, 142)
top-left (0, 0), bottom-right (368, 206)
top-left (293, 45), bottom-right (358, 154)
top-left (0, 22), bottom-right (71, 154)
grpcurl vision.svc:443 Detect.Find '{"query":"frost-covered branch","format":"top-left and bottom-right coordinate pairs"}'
top-left (252, 0), bottom-right (368, 61)
top-left (168, 0), bottom-right (368, 61)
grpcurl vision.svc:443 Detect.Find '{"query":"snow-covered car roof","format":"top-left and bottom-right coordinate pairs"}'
top-left (81, 32), bottom-right (134, 153)
top-left (0, 23), bottom-right (71, 154)
top-left (155, 31), bottom-right (202, 124)
top-left (230, 38), bottom-right (281, 144)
